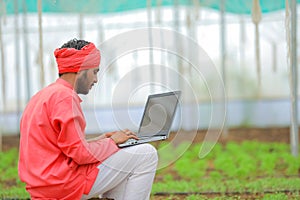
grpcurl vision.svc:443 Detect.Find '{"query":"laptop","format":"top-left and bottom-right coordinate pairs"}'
top-left (118, 90), bottom-right (181, 148)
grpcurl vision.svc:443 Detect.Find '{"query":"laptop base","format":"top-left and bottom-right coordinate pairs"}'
top-left (118, 135), bottom-right (167, 148)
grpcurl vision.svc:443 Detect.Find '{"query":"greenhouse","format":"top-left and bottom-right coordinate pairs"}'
top-left (0, 0), bottom-right (299, 199)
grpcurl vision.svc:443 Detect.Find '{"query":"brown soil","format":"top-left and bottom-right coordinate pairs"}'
top-left (197, 127), bottom-right (291, 143)
top-left (4, 127), bottom-right (293, 151)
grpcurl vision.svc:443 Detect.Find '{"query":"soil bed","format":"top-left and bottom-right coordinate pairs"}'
top-left (2, 127), bottom-right (293, 150)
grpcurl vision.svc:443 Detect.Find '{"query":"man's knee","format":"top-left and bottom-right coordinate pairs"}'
top-left (131, 144), bottom-right (158, 170)
top-left (143, 143), bottom-right (158, 163)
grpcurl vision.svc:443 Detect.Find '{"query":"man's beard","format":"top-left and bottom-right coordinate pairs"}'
top-left (75, 71), bottom-right (89, 95)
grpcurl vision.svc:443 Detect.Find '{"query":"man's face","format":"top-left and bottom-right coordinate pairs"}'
top-left (75, 67), bottom-right (99, 95)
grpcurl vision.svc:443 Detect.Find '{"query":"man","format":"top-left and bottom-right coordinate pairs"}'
top-left (18, 39), bottom-right (158, 200)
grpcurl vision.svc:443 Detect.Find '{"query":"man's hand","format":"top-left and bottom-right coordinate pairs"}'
top-left (109, 129), bottom-right (139, 144)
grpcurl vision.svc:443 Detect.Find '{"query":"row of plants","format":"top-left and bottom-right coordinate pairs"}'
top-left (152, 140), bottom-right (300, 199)
top-left (152, 192), bottom-right (300, 200)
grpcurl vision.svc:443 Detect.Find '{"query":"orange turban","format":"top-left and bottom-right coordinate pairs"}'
top-left (54, 43), bottom-right (101, 74)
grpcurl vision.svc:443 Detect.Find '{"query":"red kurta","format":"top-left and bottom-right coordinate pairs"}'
top-left (18, 78), bottom-right (119, 199)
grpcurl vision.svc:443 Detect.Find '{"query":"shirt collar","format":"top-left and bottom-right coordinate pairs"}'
top-left (56, 78), bottom-right (83, 103)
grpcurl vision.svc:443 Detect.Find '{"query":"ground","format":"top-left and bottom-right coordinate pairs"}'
top-left (1, 127), bottom-right (298, 199)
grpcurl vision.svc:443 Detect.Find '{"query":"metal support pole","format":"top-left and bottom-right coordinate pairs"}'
top-left (290, 0), bottom-right (298, 157)
top-left (174, 0), bottom-right (182, 90)
top-left (79, 13), bottom-right (83, 39)
top-left (220, 0), bottom-right (228, 137)
top-left (14, 0), bottom-right (21, 133)
top-left (38, 0), bottom-right (45, 88)
top-left (0, 15), bottom-right (3, 152)
top-left (0, 16), bottom-right (5, 111)
top-left (147, 0), bottom-right (154, 93)
top-left (239, 16), bottom-right (246, 69)
top-left (23, 0), bottom-right (31, 102)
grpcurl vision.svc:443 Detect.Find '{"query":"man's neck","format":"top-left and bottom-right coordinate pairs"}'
top-left (60, 73), bottom-right (77, 88)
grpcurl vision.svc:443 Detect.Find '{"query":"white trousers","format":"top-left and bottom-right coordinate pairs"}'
top-left (81, 144), bottom-right (158, 200)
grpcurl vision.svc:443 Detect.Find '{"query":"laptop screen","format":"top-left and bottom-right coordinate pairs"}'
top-left (138, 91), bottom-right (181, 137)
